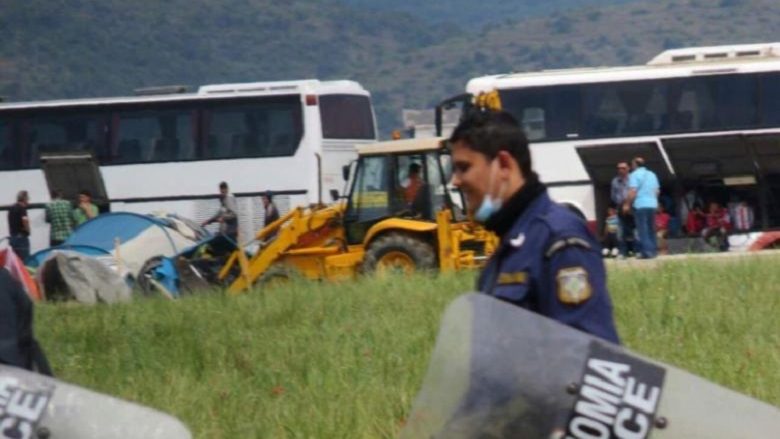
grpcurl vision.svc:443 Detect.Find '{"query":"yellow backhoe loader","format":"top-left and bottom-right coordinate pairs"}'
top-left (219, 137), bottom-right (497, 294)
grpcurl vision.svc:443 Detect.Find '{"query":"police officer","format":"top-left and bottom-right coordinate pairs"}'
top-left (449, 110), bottom-right (620, 343)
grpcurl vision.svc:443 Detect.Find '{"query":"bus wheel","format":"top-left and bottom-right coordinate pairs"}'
top-left (363, 233), bottom-right (436, 274)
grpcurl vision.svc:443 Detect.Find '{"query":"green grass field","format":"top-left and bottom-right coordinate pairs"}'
top-left (34, 257), bottom-right (780, 438)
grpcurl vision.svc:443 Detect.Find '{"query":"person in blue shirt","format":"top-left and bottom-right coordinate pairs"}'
top-left (623, 157), bottom-right (660, 259)
top-left (449, 110), bottom-right (620, 344)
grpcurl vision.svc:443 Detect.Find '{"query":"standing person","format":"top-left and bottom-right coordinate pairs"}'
top-left (72, 189), bottom-right (98, 226)
top-left (7, 191), bottom-right (31, 261)
top-left (623, 157), bottom-right (660, 259)
top-left (45, 190), bottom-right (73, 246)
top-left (261, 191), bottom-right (280, 240)
top-left (449, 110), bottom-right (619, 343)
top-left (611, 161), bottom-right (635, 258)
top-left (202, 181), bottom-right (238, 249)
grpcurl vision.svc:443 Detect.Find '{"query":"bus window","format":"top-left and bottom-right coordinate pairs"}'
top-left (583, 84), bottom-right (625, 137)
top-left (204, 96), bottom-right (302, 159)
top-left (0, 121), bottom-right (13, 170)
top-left (499, 85), bottom-right (579, 141)
top-left (615, 80), bottom-right (668, 134)
top-left (760, 73), bottom-right (780, 125)
top-left (522, 108), bottom-right (546, 140)
top-left (25, 113), bottom-right (106, 167)
top-left (319, 94), bottom-right (375, 140)
top-left (113, 109), bottom-right (196, 164)
top-left (669, 75), bottom-right (758, 131)
top-left (716, 75), bottom-right (757, 128)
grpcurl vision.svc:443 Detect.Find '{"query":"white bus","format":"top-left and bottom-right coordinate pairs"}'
top-left (461, 42), bottom-right (780, 250)
top-left (0, 79), bottom-right (377, 252)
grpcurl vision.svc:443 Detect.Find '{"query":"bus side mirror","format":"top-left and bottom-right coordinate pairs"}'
top-left (330, 189), bottom-right (340, 202)
top-left (342, 165), bottom-right (350, 182)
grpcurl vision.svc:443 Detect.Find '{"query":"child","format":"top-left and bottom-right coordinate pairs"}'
top-left (602, 206), bottom-right (620, 257)
top-left (702, 201), bottom-right (731, 251)
top-left (655, 205), bottom-right (671, 255)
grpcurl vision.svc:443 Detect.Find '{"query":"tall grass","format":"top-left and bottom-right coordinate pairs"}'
top-left (34, 257), bottom-right (780, 438)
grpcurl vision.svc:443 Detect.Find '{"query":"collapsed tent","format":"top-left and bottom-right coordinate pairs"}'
top-left (29, 212), bottom-right (206, 278)
top-left (28, 213), bottom-right (209, 303)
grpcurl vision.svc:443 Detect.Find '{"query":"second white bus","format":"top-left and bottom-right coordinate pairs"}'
top-left (461, 42), bottom-right (780, 250)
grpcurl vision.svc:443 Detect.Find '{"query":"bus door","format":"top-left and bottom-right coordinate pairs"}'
top-left (660, 133), bottom-right (780, 231)
top-left (40, 152), bottom-right (110, 213)
top-left (576, 141), bottom-right (673, 230)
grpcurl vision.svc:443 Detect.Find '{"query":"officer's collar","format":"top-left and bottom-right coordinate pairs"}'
top-left (484, 177), bottom-right (546, 236)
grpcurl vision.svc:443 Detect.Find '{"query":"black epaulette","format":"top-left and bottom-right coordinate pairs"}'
top-left (544, 237), bottom-right (592, 259)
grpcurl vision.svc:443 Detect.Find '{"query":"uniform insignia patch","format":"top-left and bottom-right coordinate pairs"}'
top-left (510, 232), bottom-right (525, 248)
top-left (497, 271), bottom-right (528, 285)
top-left (556, 266), bottom-right (592, 306)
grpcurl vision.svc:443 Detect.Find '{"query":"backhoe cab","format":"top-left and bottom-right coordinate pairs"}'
top-left (219, 137), bottom-right (496, 294)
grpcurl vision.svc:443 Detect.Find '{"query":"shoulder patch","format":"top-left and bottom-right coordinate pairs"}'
top-left (556, 266), bottom-right (592, 306)
top-left (497, 271), bottom-right (528, 286)
top-left (545, 237), bottom-right (592, 258)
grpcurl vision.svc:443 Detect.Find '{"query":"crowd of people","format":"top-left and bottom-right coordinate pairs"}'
top-left (603, 159), bottom-right (755, 258)
top-left (5, 189), bottom-right (99, 260)
top-left (5, 183), bottom-right (281, 261)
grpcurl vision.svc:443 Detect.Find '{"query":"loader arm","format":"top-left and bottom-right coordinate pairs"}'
top-left (220, 204), bottom-right (344, 294)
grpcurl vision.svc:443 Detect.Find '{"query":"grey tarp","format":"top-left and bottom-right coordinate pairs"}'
top-left (37, 251), bottom-right (132, 304)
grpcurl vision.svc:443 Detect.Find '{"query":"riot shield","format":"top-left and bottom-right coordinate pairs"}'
top-left (401, 293), bottom-right (780, 438)
top-left (0, 365), bottom-right (191, 439)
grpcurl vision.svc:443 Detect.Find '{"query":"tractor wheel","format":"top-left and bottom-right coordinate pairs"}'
top-left (363, 233), bottom-right (436, 274)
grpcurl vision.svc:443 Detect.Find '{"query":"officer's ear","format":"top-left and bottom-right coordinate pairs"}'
top-left (495, 150), bottom-right (516, 177)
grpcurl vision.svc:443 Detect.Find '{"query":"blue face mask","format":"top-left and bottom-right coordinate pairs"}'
top-left (474, 194), bottom-right (502, 222)
top-left (473, 159), bottom-right (505, 223)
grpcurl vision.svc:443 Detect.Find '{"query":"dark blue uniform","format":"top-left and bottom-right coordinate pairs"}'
top-left (478, 189), bottom-right (620, 344)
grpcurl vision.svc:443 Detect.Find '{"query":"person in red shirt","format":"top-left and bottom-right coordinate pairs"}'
top-left (702, 201), bottom-right (731, 251)
top-left (655, 205), bottom-right (671, 254)
top-left (685, 203), bottom-right (705, 236)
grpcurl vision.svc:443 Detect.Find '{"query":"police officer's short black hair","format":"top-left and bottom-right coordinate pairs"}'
top-left (449, 110), bottom-right (536, 182)
top-left (219, 181), bottom-right (229, 190)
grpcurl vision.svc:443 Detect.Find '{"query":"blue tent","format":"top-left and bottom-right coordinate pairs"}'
top-left (29, 212), bottom-right (207, 273)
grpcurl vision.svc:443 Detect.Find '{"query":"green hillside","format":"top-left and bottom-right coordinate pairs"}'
top-left (1, 0), bottom-right (779, 135)
top-left (339, 0), bottom-right (641, 26)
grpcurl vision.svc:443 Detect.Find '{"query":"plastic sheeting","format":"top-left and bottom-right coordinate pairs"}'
top-left (36, 251), bottom-right (131, 304)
